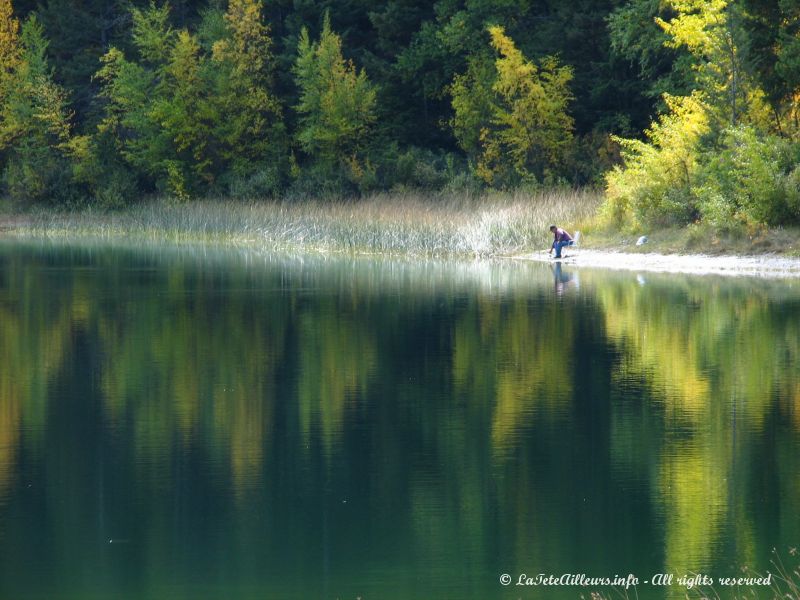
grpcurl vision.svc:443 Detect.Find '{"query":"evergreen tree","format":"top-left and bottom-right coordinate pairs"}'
top-left (293, 13), bottom-right (376, 182)
top-left (451, 25), bottom-right (574, 187)
top-left (397, 3), bottom-right (529, 149)
top-left (156, 29), bottom-right (211, 196)
top-left (0, 12), bottom-right (77, 203)
top-left (95, 6), bottom-right (172, 194)
top-left (0, 0), bottom-right (20, 77)
top-left (208, 0), bottom-right (286, 194)
top-left (35, 0), bottom-right (135, 123)
top-left (364, 0), bottom-right (436, 147)
top-left (738, 0), bottom-right (800, 136)
top-left (607, 0), bottom-right (696, 102)
top-left (96, 2), bottom-right (210, 198)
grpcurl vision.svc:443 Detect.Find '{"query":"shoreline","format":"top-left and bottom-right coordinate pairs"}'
top-left (515, 249), bottom-right (800, 278)
top-left (3, 196), bottom-right (800, 278)
top-left (5, 226), bottom-right (800, 279)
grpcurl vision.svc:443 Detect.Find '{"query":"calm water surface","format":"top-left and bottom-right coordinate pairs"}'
top-left (0, 240), bottom-right (798, 600)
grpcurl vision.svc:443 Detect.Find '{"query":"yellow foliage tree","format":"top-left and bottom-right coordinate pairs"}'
top-left (210, 0), bottom-right (285, 181)
top-left (604, 92), bottom-right (710, 226)
top-left (293, 13), bottom-right (377, 179)
top-left (451, 25), bottom-right (574, 187)
top-left (0, 13), bottom-right (77, 203)
top-left (656, 0), bottom-right (770, 130)
top-left (0, 0), bottom-right (19, 77)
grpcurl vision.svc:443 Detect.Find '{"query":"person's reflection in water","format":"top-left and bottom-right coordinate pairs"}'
top-left (551, 262), bottom-right (575, 297)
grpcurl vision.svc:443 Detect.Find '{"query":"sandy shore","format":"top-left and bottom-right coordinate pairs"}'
top-left (515, 249), bottom-right (800, 278)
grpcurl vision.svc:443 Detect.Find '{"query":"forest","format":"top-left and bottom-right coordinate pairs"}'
top-left (1, 0), bottom-right (800, 229)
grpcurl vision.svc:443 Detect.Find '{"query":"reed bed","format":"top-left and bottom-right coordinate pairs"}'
top-left (11, 189), bottom-right (601, 257)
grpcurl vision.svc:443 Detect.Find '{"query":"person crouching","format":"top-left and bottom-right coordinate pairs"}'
top-left (548, 224), bottom-right (574, 258)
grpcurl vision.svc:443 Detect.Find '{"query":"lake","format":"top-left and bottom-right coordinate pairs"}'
top-left (0, 240), bottom-right (798, 600)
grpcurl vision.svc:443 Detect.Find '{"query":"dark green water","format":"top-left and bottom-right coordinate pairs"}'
top-left (0, 240), bottom-right (798, 600)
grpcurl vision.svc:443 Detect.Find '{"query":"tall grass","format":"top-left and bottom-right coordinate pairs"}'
top-left (10, 189), bottom-right (601, 257)
top-left (583, 548), bottom-right (800, 600)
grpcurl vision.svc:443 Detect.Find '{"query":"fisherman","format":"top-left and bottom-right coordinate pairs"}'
top-left (548, 224), bottom-right (574, 258)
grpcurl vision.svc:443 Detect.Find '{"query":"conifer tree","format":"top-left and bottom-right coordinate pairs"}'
top-left (0, 12), bottom-right (77, 203)
top-left (156, 29), bottom-right (211, 196)
top-left (451, 25), bottom-right (573, 187)
top-left (0, 0), bottom-right (20, 78)
top-left (95, 3), bottom-right (174, 189)
top-left (96, 2), bottom-right (209, 198)
top-left (209, 0), bottom-right (285, 191)
top-left (293, 13), bottom-right (377, 178)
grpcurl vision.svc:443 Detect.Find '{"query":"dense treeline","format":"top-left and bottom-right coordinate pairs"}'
top-left (605, 0), bottom-right (800, 228)
top-left (1, 0), bottom-right (800, 227)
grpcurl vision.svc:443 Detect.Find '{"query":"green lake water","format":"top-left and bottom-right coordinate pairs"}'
top-left (0, 240), bottom-right (798, 600)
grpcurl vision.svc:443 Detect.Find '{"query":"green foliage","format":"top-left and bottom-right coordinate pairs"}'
top-left (571, 130), bottom-right (626, 186)
top-left (96, 3), bottom-right (218, 198)
top-left (34, 0), bottom-right (134, 122)
top-left (96, 43), bottom-right (173, 195)
top-left (0, 0), bottom-right (20, 76)
top-left (607, 0), bottom-right (697, 102)
top-left (450, 53), bottom-right (494, 161)
top-left (70, 131), bottom-right (140, 208)
top-left (0, 15), bottom-right (79, 204)
top-left (160, 30), bottom-right (213, 193)
top-left (293, 13), bottom-right (377, 181)
top-left (0, 0), bottom-right (799, 227)
top-left (223, 167), bottom-right (282, 200)
top-left (656, 0), bottom-right (770, 130)
top-left (95, 0), bottom-right (287, 200)
top-left (372, 144), bottom-right (464, 192)
top-left (450, 25), bottom-right (573, 188)
top-left (386, 147), bottom-right (450, 191)
top-left (755, 0), bottom-right (800, 137)
top-left (131, 1), bottom-right (174, 66)
top-left (607, 98), bottom-right (800, 228)
top-left (608, 0), bottom-right (672, 81)
top-left (604, 93), bottom-right (710, 226)
top-left (695, 126), bottom-right (800, 226)
top-left (605, 0), bottom-right (800, 229)
top-left (209, 0), bottom-right (286, 190)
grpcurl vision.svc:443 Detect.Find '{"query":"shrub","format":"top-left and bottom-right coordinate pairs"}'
top-left (695, 126), bottom-right (800, 226)
top-left (284, 165), bottom-right (351, 202)
top-left (224, 167), bottom-right (283, 200)
top-left (379, 147), bottom-right (454, 191)
top-left (603, 93), bottom-right (710, 227)
top-left (93, 168), bottom-right (140, 209)
top-left (3, 149), bottom-right (79, 206)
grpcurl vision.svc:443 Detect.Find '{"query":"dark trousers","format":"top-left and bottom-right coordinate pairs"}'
top-left (554, 240), bottom-right (574, 257)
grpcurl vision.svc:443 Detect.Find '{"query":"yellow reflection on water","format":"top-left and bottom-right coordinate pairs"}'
top-left (598, 281), bottom-right (711, 420)
top-left (2, 243), bottom-right (800, 598)
top-left (452, 295), bottom-right (573, 455)
top-left (0, 392), bottom-right (19, 506)
top-left (658, 441), bottom-right (727, 572)
top-left (595, 272), bottom-right (800, 592)
top-left (597, 274), bottom-right (800, 430)
top-left (297, 306), bottom-right (376, 457)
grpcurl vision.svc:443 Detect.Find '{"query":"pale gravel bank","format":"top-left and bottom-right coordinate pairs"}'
top-left (515, 249), bottom-right (800, 278)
